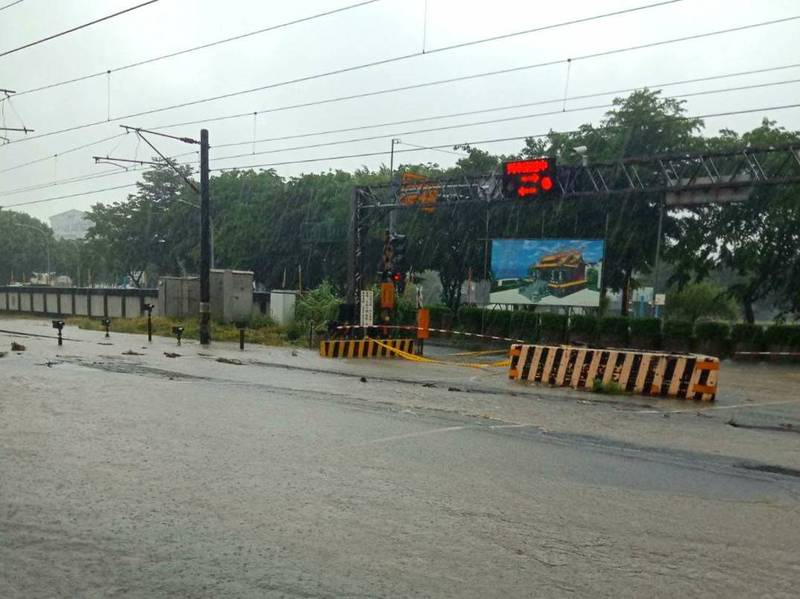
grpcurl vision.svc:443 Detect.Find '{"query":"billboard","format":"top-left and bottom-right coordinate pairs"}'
top-left (490, 239), bottom-right (604, 306)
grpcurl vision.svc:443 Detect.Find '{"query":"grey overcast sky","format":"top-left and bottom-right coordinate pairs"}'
top-left (1, 0), bottom-right (798, 221)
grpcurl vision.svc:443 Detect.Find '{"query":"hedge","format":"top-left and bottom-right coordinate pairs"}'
top-left (510, 310), bottom-right (538, 340)
top-left (597, 316), bottom-right (629, 342)
top-left (763, 325), bottom-right (800, 348)
top-left (694, 321), bottom-right (731, 342)
top-left (426, 305), bottom-right (453, 329)
top-left (731, 323), bottom-right (763, 345)
top-left (538, 312), bottom-right (567, 341)
top-left (456, 306), bottom-right (484, 333)
top-left (629, 318), bottom-right (661, 339)
top-left (663, 320), bottom-right (693, 339)
top-left (568, 314), bottom-right (597, 339)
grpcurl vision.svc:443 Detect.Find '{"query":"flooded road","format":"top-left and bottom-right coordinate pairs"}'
top-left (2, 319), bottom-right (799, 597)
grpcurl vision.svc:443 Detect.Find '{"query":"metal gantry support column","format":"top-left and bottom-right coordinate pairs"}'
top-left (199, 128), bottom-right (211, 345)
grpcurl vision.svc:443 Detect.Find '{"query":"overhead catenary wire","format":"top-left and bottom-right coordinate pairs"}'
top-left (4, 101), bottom-right (797, 208)
top-left (12, 0), bottom-right (383, 97)
top-left (0, 0), bottom-right (25, 12)
top-left (209, 103), bottom-right (800, 172)
top-left (5, 6), bottom-right (788, 148)
top-left (0, 1), bottom-right (160, 59)
top-left (7, 61), bottom-right (795, 177)
top-left (192, 78), bottom-right (800, 164)
top-left (2, 78), bottom-right (797, 198)
top-left (208, 71), bottom-right (800, 151)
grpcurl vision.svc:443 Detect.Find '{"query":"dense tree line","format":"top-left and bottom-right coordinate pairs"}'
top-left (3, 89), bottom-right (798, 321)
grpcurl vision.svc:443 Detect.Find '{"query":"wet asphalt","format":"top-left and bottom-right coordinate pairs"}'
top-left (1, 319), bottom-right (799, 598)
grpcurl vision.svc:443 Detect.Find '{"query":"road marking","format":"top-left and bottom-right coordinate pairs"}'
top-left (349, 425), bottom-right (466, 447)
top-left (638, 398), bottom-right (800, 414)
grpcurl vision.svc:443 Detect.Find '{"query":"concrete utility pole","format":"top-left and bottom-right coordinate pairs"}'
top-left (388, 138), bottom-right (400, 234)
top-left (199, 128), bottom-right (211, 345)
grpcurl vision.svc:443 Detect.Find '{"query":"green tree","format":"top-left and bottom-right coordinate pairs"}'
top-left (665, 282), bottom-right (739, 323)
top-left (670, 119), bottom-right (800, 322)
top-left (0, 210), bottom-right (55, 283)
top-left (522, 89), bottom-right (704, 314)
top-left (85, 160), bottom-right (197, 286)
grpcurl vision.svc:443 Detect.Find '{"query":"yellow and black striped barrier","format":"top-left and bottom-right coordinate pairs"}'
top-left (508, 344), bottom-right (719, 401)
top-left (320, 338), bottom-right (414, 358)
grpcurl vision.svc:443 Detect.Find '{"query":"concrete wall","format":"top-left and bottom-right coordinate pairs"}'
top-left (1, 285), bottom-right (266, 322)
top-left (160, 270), bottom-right (255, 323)
top-left (0, 287), bottom-right (159, 319)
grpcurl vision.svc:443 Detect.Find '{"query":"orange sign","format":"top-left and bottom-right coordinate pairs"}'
top-left (380, 282), bottom-right (395, 309)
top-left (399, 172), bottom-right (439, 213)
top-left (416, 308), bottom-right (430, 340)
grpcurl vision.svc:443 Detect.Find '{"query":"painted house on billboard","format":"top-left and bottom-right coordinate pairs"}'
top-left (532, 249), bottom-right (587, 297)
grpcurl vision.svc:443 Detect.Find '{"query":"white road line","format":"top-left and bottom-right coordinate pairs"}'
top-left (638, 398), bottom-right (800, 415)
top-left (348, 425), bottom-right (467, 447)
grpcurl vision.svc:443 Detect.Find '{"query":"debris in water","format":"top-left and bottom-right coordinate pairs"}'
top-left (164, 352), bottom-right (180, 358)
top-left (123, 350), bottom-right (145, 356)
top-left (11, 342), bottom-right (25, 351)
top-left (217, 357), bottom-right (243, 365)
top-left (359, 376), bottom-right (367, 383)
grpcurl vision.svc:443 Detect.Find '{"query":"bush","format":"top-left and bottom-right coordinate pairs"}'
top-left (731, 323), bottom-right (763, 344)
top-left (763, 325), bottom-right (800, 348)
top-left (457, 306), bottom-right (484, 333)
top-left (630, 318), bottom-right (661, 338)
top-left (663, 320), bottom-right (693, 339)
top-left (509, 309), bottom-right (537, 340)
top-left (597, 316), bottom-right (629, 343)
top-left (426, 305), bottom-right (453, 329)
top-left (484, 309), bottom-right (511, 338)
top-left (295, 281), bottom-right (340, 326)
top-left (568, 314), bottom-right (597, 339)
top-left (694, 321), bottom-right (730, 342)
top-left (538, 312), bottom-right (567, 342)
top-left (248, 313), bottom-right (276, 329)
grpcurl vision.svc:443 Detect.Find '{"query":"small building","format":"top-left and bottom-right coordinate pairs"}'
top-left (49, 209), bottom-right (89, 240)
top-left (532, 250), bottom-right (587, 297)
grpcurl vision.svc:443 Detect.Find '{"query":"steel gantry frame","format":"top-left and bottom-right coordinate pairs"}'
top-left (346, 143), bottom-right (800, 306)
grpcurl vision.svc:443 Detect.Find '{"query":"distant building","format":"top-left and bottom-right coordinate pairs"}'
top-left (49, 209), bottom-right (89, 240)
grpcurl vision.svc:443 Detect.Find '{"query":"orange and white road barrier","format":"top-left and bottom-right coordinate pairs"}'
top-left (508, 344), bottom-right (719, 401)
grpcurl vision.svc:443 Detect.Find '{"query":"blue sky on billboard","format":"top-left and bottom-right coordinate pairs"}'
top-left (491, 239), bottom-right (604, 280)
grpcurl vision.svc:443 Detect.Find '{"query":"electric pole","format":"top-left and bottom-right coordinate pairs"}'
top-left (199, 128), bottom-right (211, 345)
top-left (388, 138), bottom-right (400, 234)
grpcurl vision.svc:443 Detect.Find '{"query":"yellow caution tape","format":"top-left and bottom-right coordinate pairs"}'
top-left (368, 338), bottom-right (509, 369)
top-left (449, 349), bottom-right (510, 357)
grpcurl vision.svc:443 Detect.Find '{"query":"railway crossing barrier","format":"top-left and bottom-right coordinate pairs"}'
top-left (320, 338), bottom-right (414, 358)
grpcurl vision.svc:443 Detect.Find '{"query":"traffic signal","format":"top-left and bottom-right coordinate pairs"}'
top-left (390, 234), bottom-right (408, 293)
top-left (502, 158), bottom-right (557, 199)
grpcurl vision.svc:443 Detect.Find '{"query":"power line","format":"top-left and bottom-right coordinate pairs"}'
top-left (6, 1), bottom-right (762, 147)
top-left (210, 67), bottom-right (800, 150)
top-left (2, 182), bottom-right (137, 208)
top-left (0, 0), bottom-right (25, 12)
top-left (5, 101), bottom-right (797, 209)
top-left (210, 103), bottom-right (800, 172)
top-left (3, 83), bottom-right (799, 199)
top-left (2, 60), bottom-right (795, 178)
top-left (13, 0), bottom-right (383, 97)
top-left (0, 1), bottom-right (160, 59)
top-left (0, 133), bottom-right (125, 175)
top-left (201, 78), bottom-right (800, 163)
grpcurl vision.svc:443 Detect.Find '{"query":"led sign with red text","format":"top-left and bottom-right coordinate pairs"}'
top-left (502, 157), bottom-right (557, 199)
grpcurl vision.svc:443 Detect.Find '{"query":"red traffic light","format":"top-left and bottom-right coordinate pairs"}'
top-left (502, 158), bottom-right (556, 199)
top-left (392, 272), bottom-right (402, 282)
